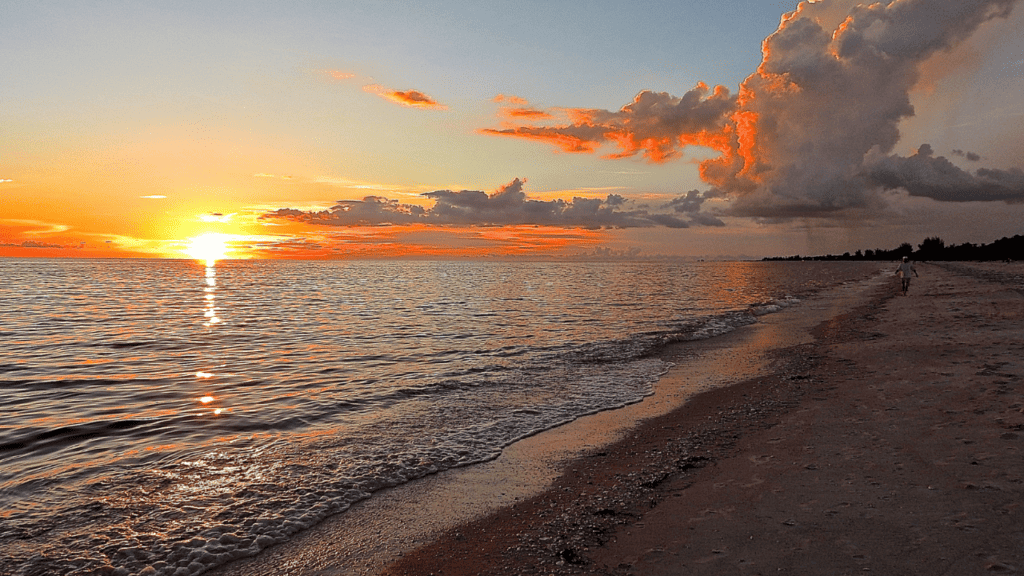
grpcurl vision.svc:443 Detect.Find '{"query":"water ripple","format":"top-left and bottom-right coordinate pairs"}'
top-left (0, 258), bottom-right (885, 576)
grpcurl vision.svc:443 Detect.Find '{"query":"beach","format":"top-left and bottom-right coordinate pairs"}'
top-left (205, 261), bottom-right (1024, 575)
top-left (205, 258), bottom-right (1024, 576)
top-left (373, 261), bottom-right (1024, 575)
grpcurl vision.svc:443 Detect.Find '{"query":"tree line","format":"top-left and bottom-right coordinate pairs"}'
top-left (763, 234), bottom-right (1023, 262)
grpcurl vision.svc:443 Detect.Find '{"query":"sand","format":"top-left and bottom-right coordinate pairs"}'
top-left (213, 261), bottom-right (1024, 576)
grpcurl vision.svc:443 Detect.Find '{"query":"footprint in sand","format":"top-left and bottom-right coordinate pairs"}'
top-left (742, 475), bottom-right (765, 488)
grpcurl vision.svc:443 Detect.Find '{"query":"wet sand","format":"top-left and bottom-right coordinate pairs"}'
top-left (213, 262), bottom-right (1024, 575)
top-left (378, 262), bottom-right (1024, 575)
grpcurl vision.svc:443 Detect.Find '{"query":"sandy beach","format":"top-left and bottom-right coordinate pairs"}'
top-left (212, 261), bottom-right (1024, 576)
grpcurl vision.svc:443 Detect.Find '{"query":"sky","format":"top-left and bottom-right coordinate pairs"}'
top-left (2, 0), bottom-right (1023, 261)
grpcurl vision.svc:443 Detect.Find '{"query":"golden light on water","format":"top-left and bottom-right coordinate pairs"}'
top-left (185, 233), bottom-right (231, 266)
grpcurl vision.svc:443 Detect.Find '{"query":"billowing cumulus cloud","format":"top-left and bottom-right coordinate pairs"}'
top-left (261, 178), bottom-right (720, 229)
top-left (483, 0), bottom-right (1024, 217)
top-left (363, 84), bottom-right (448, 110)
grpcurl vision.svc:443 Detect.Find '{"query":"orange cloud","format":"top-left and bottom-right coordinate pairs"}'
top-left (480, 125), bottom-right (604, 153)
top-left (501, 107), bottom-right (554, 120)
top-left (493, 94), bottom-right (528, 104)
top-left (324, 70), bottom-right (355, 81)
top-left (363, 84), bottom-right (448, 110)
top-left (482, 84), bottom-right (736, 163)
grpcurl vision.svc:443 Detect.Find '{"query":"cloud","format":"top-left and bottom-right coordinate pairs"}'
top-left (663, 190), bottom-right (726, 226)
top-left (261, 178), bottom-right (721, 229)
top-left (482, 0), bottom-right (1023, 217)
top-left (952, 149), bottom-right (982, 161)
top-left (325, 70), bottom-right (355, 80)
top-left (494, 94), bottom-right (529, 104)
top-left (0, 218), bottom-right (71, 235)
top-left (363, 84), bottom-right (448, 110)
top-left (140, 195), bottom-right (167, 199)
top-left (491, 95), bottom-right (554, 120)
top-left (482, 83), bottom-right (736, 162)
top-left (718, 0), bottom-right (1022, 216)
top-left (310, 176), bottom-right (436, 196)
top-left (501, 107), bottom-right (554, 120)
top-left (0, 179), bottom-right (12, 183)
top-left (0, 240), bottom-right (65, 249)
top-left (199, 212), bottom-right (235, 223)
top-left (253, 173), bottom-right (293, 180)
top-left (865, 143), bottom-right (1024, 202)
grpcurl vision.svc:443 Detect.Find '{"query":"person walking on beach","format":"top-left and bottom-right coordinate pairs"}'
top-left (895, 256), bottom-right (918, 295)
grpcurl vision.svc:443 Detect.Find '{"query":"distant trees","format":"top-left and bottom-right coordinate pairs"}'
top-left (763, 234), bottom-right (1023, 262)
top-left (917, 237), bottom-right (945, 260)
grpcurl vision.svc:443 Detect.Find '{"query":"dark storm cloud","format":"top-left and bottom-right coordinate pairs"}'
top-left (866, 144), bottom-right (1024, 202)
top-left (952, 149), bottom-right (983, 161)
top-left (261, 179), bottom-right (722, 229)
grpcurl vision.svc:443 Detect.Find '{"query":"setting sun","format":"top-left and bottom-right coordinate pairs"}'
top-left (185, 233), bottom-right (230, 265)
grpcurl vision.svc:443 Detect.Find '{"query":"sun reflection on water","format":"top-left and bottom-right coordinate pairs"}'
top-left (195, 262), bottom-right (226, 417)
top-left (203, 265), bottom-right (220, 327)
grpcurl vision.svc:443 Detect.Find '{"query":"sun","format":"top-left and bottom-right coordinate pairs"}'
top-left (185, 233), bottom-right (231, 266)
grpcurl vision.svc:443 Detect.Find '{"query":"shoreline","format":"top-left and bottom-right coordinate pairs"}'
top-left (209, 266), bottom-right (892, 576)
top-left (381, 261), bottom-right (1024, 575)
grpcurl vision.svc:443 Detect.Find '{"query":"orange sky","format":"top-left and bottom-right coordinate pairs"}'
top-left (3, 1), bottom-right (1022, 262)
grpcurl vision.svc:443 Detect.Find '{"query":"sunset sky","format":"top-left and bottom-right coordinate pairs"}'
top-left (3, 0), bottom-right (1023, 260)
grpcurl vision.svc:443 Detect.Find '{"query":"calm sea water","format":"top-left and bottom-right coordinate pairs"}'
top-left (0, 258), bottom-right (883, 575)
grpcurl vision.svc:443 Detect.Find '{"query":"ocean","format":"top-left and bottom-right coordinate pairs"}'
top-left (0, 258), bottom-right (883, 576)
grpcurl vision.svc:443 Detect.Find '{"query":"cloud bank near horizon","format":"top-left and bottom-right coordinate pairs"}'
top-left (483, 0), bottom-right (1024, 218)
top-left (261, 178), bottom-right (723, 230)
